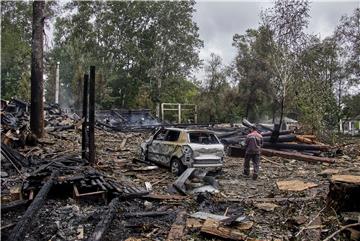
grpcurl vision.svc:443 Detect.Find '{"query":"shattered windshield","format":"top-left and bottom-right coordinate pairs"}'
top-left (189, 132), bottom-right (219, 144)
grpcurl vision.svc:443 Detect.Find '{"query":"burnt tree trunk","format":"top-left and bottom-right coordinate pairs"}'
top-left (30, 0), bottom-right (45, 138)
top-left (82, 74), bottom-right (89, 159)
top-left (88, 66), bottom-right (96, 164)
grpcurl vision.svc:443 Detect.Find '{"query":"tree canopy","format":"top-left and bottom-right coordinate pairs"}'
top-left (1, 0), bottom-right (359, 133)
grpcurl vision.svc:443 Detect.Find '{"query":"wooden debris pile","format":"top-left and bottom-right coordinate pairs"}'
top-left (1, 98), bottom-right (82, 148)
top-left (218, 119), bottom-right (340, 163)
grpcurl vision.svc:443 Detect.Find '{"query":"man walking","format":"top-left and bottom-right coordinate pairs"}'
top-left (243, 126), bottom-right (263, 180)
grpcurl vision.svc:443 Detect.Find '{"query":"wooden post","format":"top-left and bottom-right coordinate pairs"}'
top-left (30, 0), bottom-right (45, 138)
top-left (89, 66), bottom-right (96, 164)
top-left (8, 171), bottom-right (58, 241)
top-left (55, 62), bottom-right (60, 104)
top-left (161, 103), bottom-right (164, 122)
top-left (194, 105), bottom-right (198, 124)
top-left (178, 103), bottom-right (181, 124)
top-left (82, 74), bottom-right (89, 159)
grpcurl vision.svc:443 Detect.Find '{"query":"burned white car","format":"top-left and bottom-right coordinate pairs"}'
top-left (140, 127), bottom-right (225, 175)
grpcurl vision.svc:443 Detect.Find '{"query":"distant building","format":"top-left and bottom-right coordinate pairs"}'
top-left (261, 117), bottom-right (300, 131)
top-left (342, 115), bottom-right (360, 135)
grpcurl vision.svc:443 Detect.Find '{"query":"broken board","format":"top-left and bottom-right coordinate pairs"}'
top-left (201, 219), bottom-right (248, 241)
top-left (330, 175), bottom-right (360, 184)
top-left (166, 210), bottom-right (187, 241)
top-left (276, 180), bottom-right (318, 191)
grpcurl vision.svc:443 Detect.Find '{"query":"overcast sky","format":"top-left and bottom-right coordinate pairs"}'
top-left (192, 0), bottom-right (359, 79)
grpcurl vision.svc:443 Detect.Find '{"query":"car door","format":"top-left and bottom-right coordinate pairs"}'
top-left (148, 129), bottom-right (181, 167)
top-left (147, 128), bottom-right (168, 164)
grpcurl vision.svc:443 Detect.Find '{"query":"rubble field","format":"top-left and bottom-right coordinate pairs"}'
top-left (1, 101), bottom-right (360, 241)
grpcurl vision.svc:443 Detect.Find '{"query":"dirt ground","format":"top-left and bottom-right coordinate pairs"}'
top-left (1, 128), bottom-right (360, 241)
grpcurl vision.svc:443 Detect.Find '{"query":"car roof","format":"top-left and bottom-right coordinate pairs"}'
top-left (164, 127), bottom-right (214, 133)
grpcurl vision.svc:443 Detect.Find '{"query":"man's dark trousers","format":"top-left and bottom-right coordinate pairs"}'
top-left (244, 153), bottom-right (260, 175)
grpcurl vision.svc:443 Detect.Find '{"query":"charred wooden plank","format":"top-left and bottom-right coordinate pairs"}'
top-left (166, 210), bottom-right (187, 241)
top-left (124, 211), bottom-right (171, 218)
top-left (141, 194), bottom-right (188, 201)
top-left (119, 191), bottom-right (149, 200)
top-left (1, 200), bottom-right (30, 213)
top-left (86, 197), bottom-right (119, 241)
top-left (95, 179), bottom-right (107, 191)
top-left (8, 171), bottom-right (58, 241)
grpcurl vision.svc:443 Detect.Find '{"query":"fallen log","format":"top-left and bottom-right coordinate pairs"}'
top-left (8, 171), bottom-right (59, 241)
top-left (221, 134), bottom-right (296, 145)
top-left (301, 135), bottom-right (316, 139)
top-left (296, 135), bottom-right (314, 144)
top-left (263, 142), bottom-right (331, 151)
top-left (263, 134), bottom-right (296, 143)
top-left (86, 197), bottom-right (120, 241)
top-left (261, 130), bottom-right (293, 136)
top-left (261, 148), bottom-right (335, 163)
top-left (216, 130), bottom-right (244, 138)
top-left (166, 210), bottom-right (187, 241)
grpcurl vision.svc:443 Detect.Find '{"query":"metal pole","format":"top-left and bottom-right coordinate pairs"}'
top-left (55, 61), bottom-right (60, 104)
top-left (88, 66), bottom-right (96, 165)
top-left (81, 74), bottom-right (89, 159)
top-left (178, 103), bottom-right (181, 124)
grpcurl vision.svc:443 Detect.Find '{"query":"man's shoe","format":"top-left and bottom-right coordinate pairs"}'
top-left (243, 172), bottom-right (249, 177)
top-left (252, 174), bottom-right (258, 180)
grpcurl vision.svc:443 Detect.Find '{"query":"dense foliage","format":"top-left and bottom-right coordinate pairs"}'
top-left (1, 0), bottom-right (359, 133)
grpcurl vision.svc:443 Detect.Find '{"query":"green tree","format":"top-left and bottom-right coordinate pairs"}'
top-left (294, 37), bottom-right (340, 132)
top-left (1, 1), bottom-right (32, 100)
top-left (232, 26), bottom-right (274, 122)
top-left (261, 0), bottom-right (310, 131)
top-left (197, 53), bottom-right (230, 123)
top-left (50, 1), bottom-right (202, 110)
top-left (343, 93), bottom-right (360, 119)
top-left (335, 8), bottom-right (360, 82)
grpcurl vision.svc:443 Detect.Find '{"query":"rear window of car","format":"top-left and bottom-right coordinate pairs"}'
top-left (165, 130), bottom-right (180, 142)
top-left (189, 132), bottom-right (219, 144)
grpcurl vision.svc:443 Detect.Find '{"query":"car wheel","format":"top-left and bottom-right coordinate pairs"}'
top-left (170, 158), bottom-right (186, 176)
